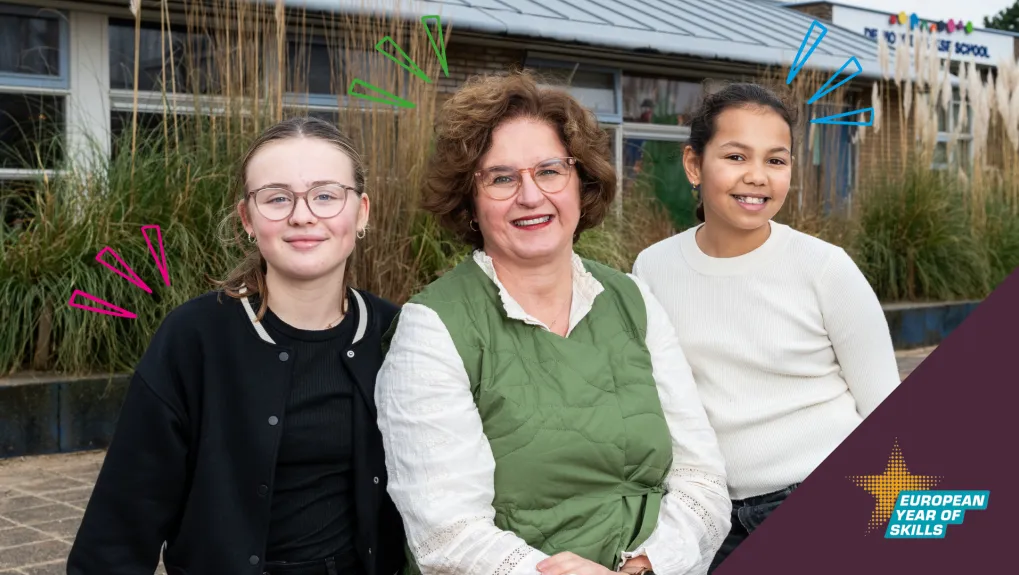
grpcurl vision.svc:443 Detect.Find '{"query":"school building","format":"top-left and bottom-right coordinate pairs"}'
top-left (787, 1), bottom-right (1019, 177)
top-left (0, 0), bottom-right (985, 219)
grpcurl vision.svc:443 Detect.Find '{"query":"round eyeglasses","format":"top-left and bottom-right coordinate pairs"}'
top-left (248, 183), bottom-right (356, 221)
top-left (474, 157), bottom-right (577, 201)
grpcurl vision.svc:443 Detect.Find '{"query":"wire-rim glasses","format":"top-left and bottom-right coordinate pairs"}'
top-left (248, 183), bottom-right (357, 221)
top-left (474, 157), bottom-right (577, 201)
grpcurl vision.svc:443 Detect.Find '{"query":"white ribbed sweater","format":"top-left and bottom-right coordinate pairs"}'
top-left (632, 221), bottom-right (901, 500)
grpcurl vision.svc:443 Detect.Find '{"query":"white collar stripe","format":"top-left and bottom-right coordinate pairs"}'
top-left (237, 284), bottom-right (368, 346)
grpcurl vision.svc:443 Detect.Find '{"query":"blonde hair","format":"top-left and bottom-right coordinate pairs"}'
top-left (214, 116), bottom-right (366, 319)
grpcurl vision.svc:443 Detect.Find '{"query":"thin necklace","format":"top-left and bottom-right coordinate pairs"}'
top-left (549, 294), bottom-right (573, 329)
top-left (325, 298), bottom-right (348, 329)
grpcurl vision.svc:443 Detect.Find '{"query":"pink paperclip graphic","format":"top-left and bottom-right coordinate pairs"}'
top-left (67, 289), bottom-right (138, 319)
top-left (141, 224), bottom-right (171, 287)
top-left (95, 246), bottom-right (152, 294)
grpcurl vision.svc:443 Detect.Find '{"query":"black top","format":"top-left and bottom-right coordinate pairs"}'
top-left (66, 289), bottom-right (406, 575)
top-left (262, 297), bottom-right (360, 566)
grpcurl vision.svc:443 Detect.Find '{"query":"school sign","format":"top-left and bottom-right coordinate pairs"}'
top-left (826, 4), bottom-right (1016, 66)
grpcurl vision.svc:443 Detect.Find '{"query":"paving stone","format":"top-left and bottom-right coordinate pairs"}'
top-left (2, 505), bottom-right (79, 527)
top-left (0, 497), bottom-right (49, 515)
top-left (21, 560), bottom-right (67, 575)
top-left (32, 517), bottom-right (80, 539)
top-left (0, 467), bottom-right (49, 489)
top-left (0, 526), bottom-right (51, 548)
top-left (42, 488), bottom-right (91, 504)
top-left (17, 478), bottom-right (88, 495)
top-left (0, 540), bottom-right (69, 570)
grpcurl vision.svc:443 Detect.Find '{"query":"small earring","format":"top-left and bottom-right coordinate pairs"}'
top-left (469, 220), bottom-right (478, 232)
top-left (356, 228), bottom-right (366, 239)
top-left (247, 233), bottom-right (256, 244)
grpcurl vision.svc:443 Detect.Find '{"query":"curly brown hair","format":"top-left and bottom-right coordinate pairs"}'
top-left (422, 70), bottom-right (616, 249)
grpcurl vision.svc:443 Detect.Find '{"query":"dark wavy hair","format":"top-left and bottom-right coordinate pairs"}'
top-left (421, 70), bottom-right (617, 249)
top-left (686, 82), bottom-right (798, 222)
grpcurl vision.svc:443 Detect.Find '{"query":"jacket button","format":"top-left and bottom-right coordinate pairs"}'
top-left (279, 351), bottom-right (289, 361)
top-left (249, 555), bottom-right (259, 565)
top-left (346, 350), bottom-right (355, 358)
top-left (257, 484), bottom-right (268, 496)
top-left (373, 476), bottom-right (379, 485)
top-left (268, 416), bottom-right (279, 426)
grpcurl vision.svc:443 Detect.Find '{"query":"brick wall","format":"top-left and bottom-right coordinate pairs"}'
top-left (787, 2), bottom-right (834, 22)
top-left (437, 41), bottom-right (527, 100)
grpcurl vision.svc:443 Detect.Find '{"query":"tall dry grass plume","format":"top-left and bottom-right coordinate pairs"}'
top-left (127, 0), bottom-right (446, 302)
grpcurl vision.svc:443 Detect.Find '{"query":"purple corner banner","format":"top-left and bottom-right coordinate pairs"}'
top-left (716, 267), bottom-right (1019, 574)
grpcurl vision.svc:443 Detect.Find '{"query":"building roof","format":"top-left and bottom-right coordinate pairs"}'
top-left (288, 0), bottom-right (892, 79)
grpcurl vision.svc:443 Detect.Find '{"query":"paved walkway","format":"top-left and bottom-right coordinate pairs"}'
top-left (0, 347), bottom-right (935, 574)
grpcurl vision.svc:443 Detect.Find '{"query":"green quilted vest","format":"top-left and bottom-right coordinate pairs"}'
top-left (392, 256), bottom-right (673, 570)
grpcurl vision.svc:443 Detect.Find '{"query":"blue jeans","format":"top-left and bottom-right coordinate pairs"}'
top-left (708, 483), bottom-right (800, 573)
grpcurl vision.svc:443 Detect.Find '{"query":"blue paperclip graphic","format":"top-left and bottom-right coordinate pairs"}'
top-left (808, 57), bottom-right (863, 104)
top-left (811, 107), bottom-right (875, 126)
top-left (787, 20), bottom-right (828, 84)
top-left (788, 19), bottom-right (875, 127)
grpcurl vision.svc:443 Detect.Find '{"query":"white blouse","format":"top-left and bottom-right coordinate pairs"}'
top-left (375, 251), bottom-right (731, 575)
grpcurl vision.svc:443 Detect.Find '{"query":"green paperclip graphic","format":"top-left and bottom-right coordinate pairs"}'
top-left (375, 36), bottom-right (432, 84)
top-left (421, 14), bottom-right (449, 78)
top-left (347, 78), bottom-right (416, 109)
top-left (347, 14), bottom-right (448, 109)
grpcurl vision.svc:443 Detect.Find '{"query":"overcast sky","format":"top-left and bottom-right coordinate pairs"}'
top-left (830, 0), bottom-right (1014, 26)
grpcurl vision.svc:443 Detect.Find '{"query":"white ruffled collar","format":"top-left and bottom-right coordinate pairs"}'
top-left (472, 249), bottom-right (604, 336)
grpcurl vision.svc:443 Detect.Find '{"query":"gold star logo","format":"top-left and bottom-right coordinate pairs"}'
top-left (847, 439), bottom-right (943, 534)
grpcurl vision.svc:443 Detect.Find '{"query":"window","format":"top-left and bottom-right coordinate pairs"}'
top-left (615, 73), bottom-right (705, 227)
top-left (287, 38), bottom-right (335, 98)
top-left (109, 19), bottom-right (221, 94)
top-left (0, 4), bottom-right (68, 180)
top-left (109, 110), bottom-right (195, 157)
top-left (934, 89), bottom-right (973, 171)
top-left (281, 42), bottom-right (396, 108)
top-left (526, 59), bottom-right (621, 122)
top-left (622, 75), bottom-right (703, 126)
top-left (0, 92), bottom-right (64, 170)
top-left (623, 138), bottom-right (696, 229)
top-left (0, 6), bottom-right (67, 88)
top-left (808, 106), bottom-right (858, 213)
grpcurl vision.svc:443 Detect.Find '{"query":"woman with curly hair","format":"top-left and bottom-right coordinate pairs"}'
top-left (374, 71), bottom-right (731, 575)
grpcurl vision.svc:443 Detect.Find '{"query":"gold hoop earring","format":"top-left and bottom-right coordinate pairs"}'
top-left (356, 228), bottom-right (366, 239)
top-left (469, 220), bottom-right (478, 232)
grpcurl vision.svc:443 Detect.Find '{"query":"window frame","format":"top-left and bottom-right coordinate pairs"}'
top-left (106, 19), bottom-right (381, 122)
top-left (0, 3), bottom-right (70, 91)
top-left (525, 57), bottom-right (623, 124)
top-left (0, 4), bottom-right (70, 179)
top-left (933, 91), bottom-right (974, 171)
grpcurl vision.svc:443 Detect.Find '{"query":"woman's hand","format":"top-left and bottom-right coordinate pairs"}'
top-left (536, 552), bottom-right (619, 575)
top-left (619, 556), bottom-right (653, 574)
